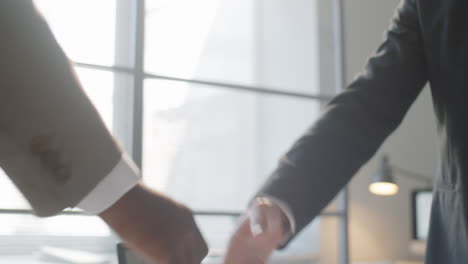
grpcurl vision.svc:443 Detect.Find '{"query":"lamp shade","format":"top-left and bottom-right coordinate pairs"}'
top-left (369, 155), bottom-right (399, 196)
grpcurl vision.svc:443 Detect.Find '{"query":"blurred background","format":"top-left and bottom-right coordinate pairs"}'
top-left (0, 0), bottom-right (436, 263)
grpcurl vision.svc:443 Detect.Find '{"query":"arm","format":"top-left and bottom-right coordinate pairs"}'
top-left (0, 0), bottom-right (121, 216)
top-left (260, 0), bottom-right (427, 242)
top-left (0, 1), bottom-right (207, 263)
top-left (226, 0), bottom-right (427, 261)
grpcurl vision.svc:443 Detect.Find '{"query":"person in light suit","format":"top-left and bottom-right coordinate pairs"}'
top-left (225, 0), bottom-right (468, 263)
top-left (0, 1), bottom-right (207, 263)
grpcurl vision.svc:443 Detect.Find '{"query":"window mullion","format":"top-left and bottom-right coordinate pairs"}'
top-left (113, 0), bottom-right (137, 155)
top-left (131, 0), bottom-right (146, 168)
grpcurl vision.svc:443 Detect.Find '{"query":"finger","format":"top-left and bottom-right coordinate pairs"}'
top-left (194, 224), bottom-right (209, 260)
top-left (171, 243), bottom-right (188, 264)
top-left (192, 235), bottom-right (209, 262)
top-left (254, 254), bottom-right (269, 264)
top-left (171, 254), bottom-right (185, 264)
top-left (185, 232), bottom-right (206, 264)
top-left (183, 220), bottom-right (209, 262)
top-left (183, 243), bottom-right (195, 264)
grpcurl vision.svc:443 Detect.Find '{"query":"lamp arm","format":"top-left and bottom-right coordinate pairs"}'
top-left (392, 166), bottom-right (432, 185)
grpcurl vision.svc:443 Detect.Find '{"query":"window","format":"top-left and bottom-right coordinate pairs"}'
top-left (142, 0), bottom-right (324, 258)
top-left (0, 0), bottom-right (336, 262)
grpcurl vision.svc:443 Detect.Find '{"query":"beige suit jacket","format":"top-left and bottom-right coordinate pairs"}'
top-left (0, 1), bottom-right (122, 216)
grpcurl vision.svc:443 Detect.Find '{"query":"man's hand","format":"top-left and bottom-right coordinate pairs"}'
top-left (99, 183), bottom-right (208, 264)
top-left (224, 197), bottom-right (290, 264)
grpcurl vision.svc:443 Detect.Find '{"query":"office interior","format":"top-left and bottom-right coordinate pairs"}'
top-left (0, 0), bottom-right (435, 263)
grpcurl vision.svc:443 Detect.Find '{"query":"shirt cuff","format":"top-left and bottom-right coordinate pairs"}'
top-left (256, 195), bottom-right (296, 244)
top-left (76, 153), bottom-right (142, 214)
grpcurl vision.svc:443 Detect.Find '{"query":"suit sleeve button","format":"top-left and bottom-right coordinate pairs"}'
top-left (54, 166), bottom-right (71, 184)
top-left (30, 135), bottom-right (51, 155)
top-left (41, 150), bottom-right (61, 170)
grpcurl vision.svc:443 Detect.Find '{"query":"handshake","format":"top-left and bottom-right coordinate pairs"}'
top-left (99, 184), bottom-right (291, 264)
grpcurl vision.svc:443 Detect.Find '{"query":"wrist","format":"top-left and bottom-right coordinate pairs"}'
top-left (252, 197), bottom-right (291, 237)
top-left (249, 199), bottom-right (289, 247)
top-left (98, 183), bottom-right (143, 234)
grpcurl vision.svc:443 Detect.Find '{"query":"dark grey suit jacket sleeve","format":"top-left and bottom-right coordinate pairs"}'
top-left (257, 0), bottom-right (428, 246)
top-left (0, 1), bottom-right (122, 216)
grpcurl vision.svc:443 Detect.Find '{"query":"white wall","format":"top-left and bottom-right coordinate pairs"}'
top-left (318, 0), bottom-right (438, 263)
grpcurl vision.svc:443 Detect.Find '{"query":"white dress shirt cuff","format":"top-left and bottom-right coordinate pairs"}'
top-left (257, 195), bottom-right (296, 244)
top-left (77, 153), bottom-right (142, 214)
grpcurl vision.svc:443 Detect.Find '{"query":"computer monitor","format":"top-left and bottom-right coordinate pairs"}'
top-left (411, 189), bottom-right (433, 241)
top-left (117, 243), bottom-right (147, 264)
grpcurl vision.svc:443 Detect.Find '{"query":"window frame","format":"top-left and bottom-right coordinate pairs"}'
top-left (0, 0), bottom-right (349, 261)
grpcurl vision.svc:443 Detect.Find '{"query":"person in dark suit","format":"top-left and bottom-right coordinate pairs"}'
top-left (225, 0), bottom-right (467, 263)
top-left (0, 1), bottom-right (207, 263)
